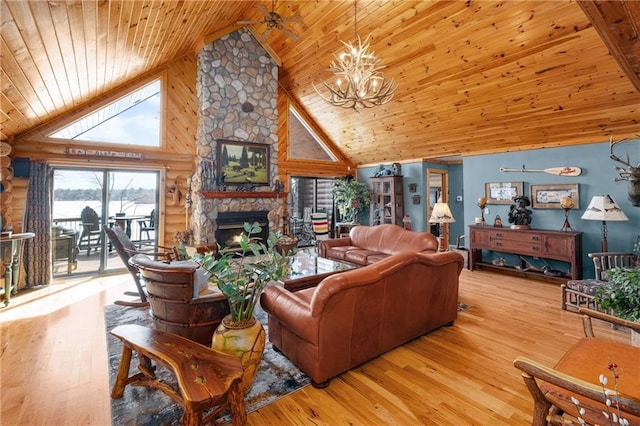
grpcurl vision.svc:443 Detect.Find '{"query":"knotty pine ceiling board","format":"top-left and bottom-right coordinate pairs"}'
top-left (2, 0), bottom-right (640, 165)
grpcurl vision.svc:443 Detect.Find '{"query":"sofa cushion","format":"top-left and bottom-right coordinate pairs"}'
top-left (565, 279), bottom-right (606, 296)
top-left (344, 249), bottom-right (382, 265)
top-left (323, 245), bottom-right (358, 261)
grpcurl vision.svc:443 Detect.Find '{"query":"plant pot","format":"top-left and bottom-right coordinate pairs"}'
top-left (211, 315), bottom-right (265, 392)
top-left (632, 329), bottom-right (640, 348)
top-left (276, 237), bottom-right (298, 255)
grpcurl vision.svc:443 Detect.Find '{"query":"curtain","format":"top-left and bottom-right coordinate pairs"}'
top-left (23, 161), bottom-right (52, 287)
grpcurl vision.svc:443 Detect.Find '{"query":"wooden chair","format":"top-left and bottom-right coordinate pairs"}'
top-left (137, 208), bottom-right (156, 243)
top-left (103, 225), bottom-right (173, 307)
top-left (128, 254), bottom-right (230, 345)
top-left (110, 324), bottom-right (246, 425)
top-left (78, 206), bottom-right (102, 255)
top-left (514, 309), bottom-right (640, 426)
top-left (561, 252), bottom-right (637, 312)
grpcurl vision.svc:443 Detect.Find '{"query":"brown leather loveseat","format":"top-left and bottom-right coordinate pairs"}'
top-left (260, 251), bottom-right (464, 387)
top-left (319, 224), bottom-right (439, 266)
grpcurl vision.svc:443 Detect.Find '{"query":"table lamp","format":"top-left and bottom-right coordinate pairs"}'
top-left (428, 201), bottom-right (456, 252)
top-left (581, 195), bottom-right (628, 252)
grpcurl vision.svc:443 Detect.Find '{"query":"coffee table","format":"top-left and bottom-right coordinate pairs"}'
top-left (279, 254), bottom-right (356, 292)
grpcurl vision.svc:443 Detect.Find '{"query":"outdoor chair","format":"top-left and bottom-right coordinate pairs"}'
top-left (137, 208), bottom-right (156, 243)
top-left (103, 225), bottom-right (173, 307)
top-left (128, 254), bottom-right (230, 345)
top-left (78, 206), bottom-right (102, 256)
top-left (514, 308), bottom-right (640, 425)
top-left (561, 252), bottom-right (637, 312)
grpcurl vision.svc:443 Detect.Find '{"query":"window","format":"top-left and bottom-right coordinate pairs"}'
top-left (288, 106), bottom-right (337, 161)
top-left (49, 79), bottom-right (161, 147)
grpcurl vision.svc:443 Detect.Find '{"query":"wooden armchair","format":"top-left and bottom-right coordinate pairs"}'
top-left (561, 252), bottom-right (637, 312)
top-left (128, 254), bottom-right (230, 345)
top-left (514, 309), bottom-right (640, 425)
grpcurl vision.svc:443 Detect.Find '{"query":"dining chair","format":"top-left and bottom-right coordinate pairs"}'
top-left (514, 308), bottom-right (640, 425)
top-left (137, 209), bottom-right (156, 243)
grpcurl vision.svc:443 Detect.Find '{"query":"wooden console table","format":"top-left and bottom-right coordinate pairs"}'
top-left (469, 225), bottom-right (582, 283)
top-left (1, 232), bottom-right (35, 306)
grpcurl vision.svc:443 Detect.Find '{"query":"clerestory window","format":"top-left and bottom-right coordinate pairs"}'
top-left (49, 79), bottom-right (162, 147)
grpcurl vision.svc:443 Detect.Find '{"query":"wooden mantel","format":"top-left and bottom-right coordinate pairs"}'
top-left (199, 191), bottom-right (285, 199)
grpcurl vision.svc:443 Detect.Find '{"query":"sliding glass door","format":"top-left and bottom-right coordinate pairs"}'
top-left (288, 176), bottom-right (335, 245)
top-left (52, 167), bottom-right (159, 276)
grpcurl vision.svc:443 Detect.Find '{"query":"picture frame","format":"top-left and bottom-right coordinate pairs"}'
top-left (484, 182), bottom-right (524, 205)
top-left (217, 139), bottom-right (270, 186)
top-left (530, 183), bottom-right (579, 209)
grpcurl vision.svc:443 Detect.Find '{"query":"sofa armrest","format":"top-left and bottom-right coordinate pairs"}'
top-left (319, 237), bottom-right (351, 257)
top-left (260, 286), bottom-right (318, 344)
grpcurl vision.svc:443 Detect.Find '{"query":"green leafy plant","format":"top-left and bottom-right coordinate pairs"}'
top-left (192, 222), bottom-right (288, 325)
top-left (596, 267), bottom-right (640, 321)
top-left (333, 176), bottom-right (370, 222)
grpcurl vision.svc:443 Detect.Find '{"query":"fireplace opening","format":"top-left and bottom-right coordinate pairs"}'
top-left (215, 211), bottom-right (269, 252)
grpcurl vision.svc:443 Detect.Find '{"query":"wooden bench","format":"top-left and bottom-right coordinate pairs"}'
top-left (110, 324), bottom-right (246, 425)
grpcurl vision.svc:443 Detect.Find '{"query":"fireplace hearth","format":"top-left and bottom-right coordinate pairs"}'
top-left (215, 211), bottom-right (269, 250)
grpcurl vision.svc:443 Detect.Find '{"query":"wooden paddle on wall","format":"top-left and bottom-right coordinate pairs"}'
top-left (499, 166), bottom-right (582, 176)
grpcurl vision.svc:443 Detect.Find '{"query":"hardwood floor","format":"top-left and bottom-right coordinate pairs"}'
top-left (0, 268), bottom-right (631, 425)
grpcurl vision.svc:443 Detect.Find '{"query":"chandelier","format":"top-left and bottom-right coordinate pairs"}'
top-left (313, 3), bottom-right (396, 110)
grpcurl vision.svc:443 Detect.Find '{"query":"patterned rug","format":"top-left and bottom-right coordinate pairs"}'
top-left (104, 304), bottom-right (309, 425)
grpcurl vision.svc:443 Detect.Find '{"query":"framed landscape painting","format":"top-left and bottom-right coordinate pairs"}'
top-left (484, 181), bottom-right (524, 205)
top-left (217, 140), bottom-right (270, 185)
top-left (530, 184), bottom-right (579, 209)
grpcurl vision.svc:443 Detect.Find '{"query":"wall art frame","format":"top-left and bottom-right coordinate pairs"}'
top-left (530, 183), bottom-right (579, 209)
top-left (484, 181), bottom-right (524, 205)
top-left (217, 139), bottom-right (270, 186)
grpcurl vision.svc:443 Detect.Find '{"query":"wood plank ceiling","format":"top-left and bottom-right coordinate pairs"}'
top-left (1, 0), bottom-right (639, 165)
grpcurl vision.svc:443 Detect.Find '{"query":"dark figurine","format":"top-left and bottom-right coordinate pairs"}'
top-left (508, 196), bottom-right (533, 228)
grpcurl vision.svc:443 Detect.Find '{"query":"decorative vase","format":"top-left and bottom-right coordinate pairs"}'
top-left (211, 315), bottom-right (265, 392)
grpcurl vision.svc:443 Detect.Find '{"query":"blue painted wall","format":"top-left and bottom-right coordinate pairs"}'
top-left (356, 139), bottom-right (638, 278)
top-left (463, 139), bottom-right (640, 278)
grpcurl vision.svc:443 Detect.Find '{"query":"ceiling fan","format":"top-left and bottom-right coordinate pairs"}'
top-left (237, 0), bottom-right (302, 42)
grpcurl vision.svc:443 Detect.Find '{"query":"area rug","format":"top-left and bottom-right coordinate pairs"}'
top-left (104, 304), bottom-right (309, 425)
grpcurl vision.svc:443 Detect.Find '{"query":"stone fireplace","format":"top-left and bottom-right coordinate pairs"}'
top-left (190, 29), bottom-right (281, 247)
top-left (215, 211), bottom-right (269, 250)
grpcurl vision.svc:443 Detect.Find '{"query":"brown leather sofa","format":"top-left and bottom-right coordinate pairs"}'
top-left (319, 224), bottom-right (439, 266)
top-left (260, 251), bottom-right (464, 387)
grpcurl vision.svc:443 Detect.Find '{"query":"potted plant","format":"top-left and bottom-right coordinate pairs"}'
top-left (333, 176), bottom-right (370, 223)
top-left (596, 266), bottom-right (640, 347)
top-left (596, 267), bottom-right (640, 322)
top-left (193, 222), bottom-right (288, 391)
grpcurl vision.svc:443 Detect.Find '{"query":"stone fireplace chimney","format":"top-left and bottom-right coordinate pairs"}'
top-left (191, 29), bottom-right (281, 246)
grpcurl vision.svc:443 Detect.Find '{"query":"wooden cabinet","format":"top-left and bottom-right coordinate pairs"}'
top-left (370, 176), bottom-right (404, 226)
top-left (469, 225), bottom-right (582, 282)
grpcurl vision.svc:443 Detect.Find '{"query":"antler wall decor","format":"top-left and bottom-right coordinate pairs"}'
top-left (609, 136), bottom-right (640, 206)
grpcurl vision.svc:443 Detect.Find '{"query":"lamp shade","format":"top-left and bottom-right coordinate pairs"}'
top-left (581, 195), bottom-right (629, 221)
top-left (429, 202), bottom-right (456, 224)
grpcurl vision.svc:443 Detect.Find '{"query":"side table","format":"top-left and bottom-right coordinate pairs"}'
top-left (1, 232), bottom-right (35, 306)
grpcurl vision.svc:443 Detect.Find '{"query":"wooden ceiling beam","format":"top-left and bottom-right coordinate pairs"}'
top-left (578, 0), bottom-right (640, 93)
